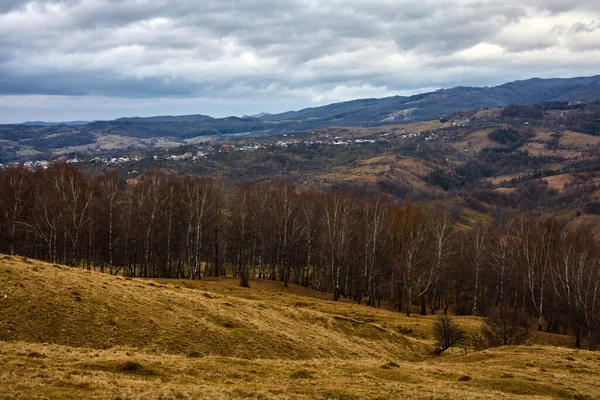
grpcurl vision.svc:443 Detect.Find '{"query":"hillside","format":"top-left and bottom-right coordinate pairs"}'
top-left (259, 76), bottom-right (600, 124)
top-left (2, 256), bottom-right (600, 399)
top-left (71, 102), bottom-right (600, 229)
top-left (0, 255), bottom-right (426, 360)
top-left (2, 75), bottom-right (600, 161)
top-left (4, 102), bottom-right (600, 237)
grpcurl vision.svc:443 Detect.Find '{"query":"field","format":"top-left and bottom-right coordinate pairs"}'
top-left (1, 256), bottom-right (600, 399)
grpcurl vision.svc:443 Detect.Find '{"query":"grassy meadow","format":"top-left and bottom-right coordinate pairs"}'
top-left (1, 255), bottom-right (599, 399)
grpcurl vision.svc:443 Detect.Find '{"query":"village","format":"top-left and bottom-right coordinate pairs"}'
top-left (0, 129), bottom-right (447, 171)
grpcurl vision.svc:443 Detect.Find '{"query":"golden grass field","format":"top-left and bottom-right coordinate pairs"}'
top-left (1, 255), bottom-right (600, 399)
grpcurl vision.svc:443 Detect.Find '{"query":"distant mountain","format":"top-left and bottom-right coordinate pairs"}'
top-left (256, 75), bottom-right (600, 124)
top-left (242, 113), bottom-right (272, 119)
top-left (115, 114), bottom-right (214, 123)
top-left (21, 121), bottom-right (92, 126)
top-left (3, 75), bottom-right (600, 160)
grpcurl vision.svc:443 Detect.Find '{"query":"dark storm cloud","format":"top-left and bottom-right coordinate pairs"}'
top-left (0, 0), bottom-right (599, 122)
top-left (0, 0), bottom-right (28, 12)
top-left (0, 68), bottom-right (196, 97)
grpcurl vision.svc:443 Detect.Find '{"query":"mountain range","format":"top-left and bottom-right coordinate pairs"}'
top-left (2, 75), bottom-right (600, 160)
top-left (20, 75), bottom-right (600, 128)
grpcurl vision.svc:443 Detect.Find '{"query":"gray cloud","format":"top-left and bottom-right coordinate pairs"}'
top-left (0, 0), bottom-right (600, 122)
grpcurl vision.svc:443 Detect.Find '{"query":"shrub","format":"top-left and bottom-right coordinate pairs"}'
top-left (501, 104), bottom-right (543, 119)
top-left (488, 127), bottom-right (521, 145)
top-left (584, 202), bottom-right (600, 215)
top-left (432, 314), bottom-right (466, 353)
top-left (481, 307), bottom-right (531, 347)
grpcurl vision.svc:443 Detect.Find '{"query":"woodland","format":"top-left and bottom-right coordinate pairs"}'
top-left (1, 163), bottom-right (598, 349)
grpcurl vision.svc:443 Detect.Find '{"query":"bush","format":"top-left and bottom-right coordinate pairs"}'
top-left (488, 127), bottom-right (521, 145)
top-left (501, 104), bottom-right (543, 119)
top-left (584, 202), bottom-right (600, 215)
top-left (432, 314), bottom-right (466, 353)
top-left (481, 307), bottom-right (531, 347)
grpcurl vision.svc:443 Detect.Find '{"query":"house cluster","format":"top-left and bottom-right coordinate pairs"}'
top-left (2, 128), bottom-right (447, 171)
top-left (89, 156), bottom-right (142, 165)
top-left (424, 133), bottom-right (447, 142)
top-left (0, 159), bottom-right (50, 170)
top-left (442, 118), bottom-right (471, 128)
top-left (270, 136), bottom-right (390, 148)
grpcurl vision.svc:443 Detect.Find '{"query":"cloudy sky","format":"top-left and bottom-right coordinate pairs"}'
top-left (1, 0), bottom-right (599, 123)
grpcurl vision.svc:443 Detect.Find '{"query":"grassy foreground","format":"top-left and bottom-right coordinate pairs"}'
top-left (1, 255), bottom-right (599, 399)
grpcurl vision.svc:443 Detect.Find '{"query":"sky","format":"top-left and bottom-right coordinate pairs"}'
top-left (0, 0), bottom-right (599, 123)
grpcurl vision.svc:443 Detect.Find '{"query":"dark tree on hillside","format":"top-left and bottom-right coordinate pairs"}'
top-left (433, 314), bottom-right (466, 353)
top-left (481, 307), bottom-right (531, 347)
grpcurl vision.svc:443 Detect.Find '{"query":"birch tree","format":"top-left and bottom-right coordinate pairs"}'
top-left (516, 215), bottom-right (558, 331)
top-left (427, 205), bottom-right (454, 314)
top-left (363, 194), bottom-right (389, 306)
top-left (468, 222), bottom-right (489, 316)
top-left (0, 167), bottom-right (31, 256)
top-left (97, 171), bottom-right (123, 274)
top-left (389, 202), bottom-right (432, 316)
top-left (323, 191), bottom-right (358, 301)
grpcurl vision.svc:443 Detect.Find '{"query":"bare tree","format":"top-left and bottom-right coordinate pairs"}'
top-left (52, 164), bottom-right (94, 266)
top-left (487, 224), bottom-right (515, 314)
top-left (299, 190), bottom-right (321, 287)
top-left (0, 167), bottom-right (31, 256)
top-left (481, 307), bottom-right (531, 347)
top-left (516, 215), bottom-right (558, 331)
top-left (553, 226), bottom-right (599, 348)
top-left (231, 185), bottom-right (252, 287)
top-left (323, 191), bottom-right (359, 301)
top-left (389, 202), bottom-right (432, 316)
top-left (468, 223), bottom-right (489, 316)
top-left (97, 171), bottom-right (123, 274)
top-left (427, 205), bottom-right (455, 314)
top-left (432, 314), bottom-right (466, 353)
top-left (362, 194), bottom-right (389, 306)
top-left (134, 170), bottom-right (165, 276)
top-left (271, 180), bottom-right (303, 287)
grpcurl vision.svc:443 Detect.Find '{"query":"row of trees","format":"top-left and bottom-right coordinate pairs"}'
top-left (0, 164), bottom-right (598, 348)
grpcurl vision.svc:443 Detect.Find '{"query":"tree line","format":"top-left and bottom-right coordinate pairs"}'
top-left (0, 164), bottom-right (598, 348)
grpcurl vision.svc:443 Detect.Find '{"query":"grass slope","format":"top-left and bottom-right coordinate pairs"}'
top-left (0, 255), bottom-right (425, 360)
top-left (1, 255), bottom-right (599, 399)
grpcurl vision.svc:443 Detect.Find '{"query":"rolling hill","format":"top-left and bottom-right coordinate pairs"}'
top-left (1, 256), bottom-right (600, 399)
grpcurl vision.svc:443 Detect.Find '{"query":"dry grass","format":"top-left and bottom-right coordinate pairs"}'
top-left (450, 129), bottom-right (504, 152)
top-left (533, 130), bottom-right (557, 143)
top-left (317, 120), bottom-right (444, 139)
top-left (1, 256), bottom-right (599, 399)
top-left (519, 142), bottom-right (581, 159)
top-left (0, 256), bottom-right (426, 360)
top-left (316, 155), bottom-right (431, 190)
top-left (541, 174), bottom-right (573, 192)
top-left (473, 109), bottom-right (502, 119)
top-left (560, 131), bottom-right (600, 148)
top-left (564, 215), bottom-right (600, 241)
top-left (485, 174), bottom-right (527, 185)
top-left (395, 157), bottom-right (434, 176)
top-left (461, 208), bottom-right (494, 227)
top-left (355, 155), bottom-right (396, 165)
top-left (493, 187), bottom-right (518, 194)
top-left (318, 164), bottom-right (390, 184)
top-left (2, 339), bottom-right (599, 399)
